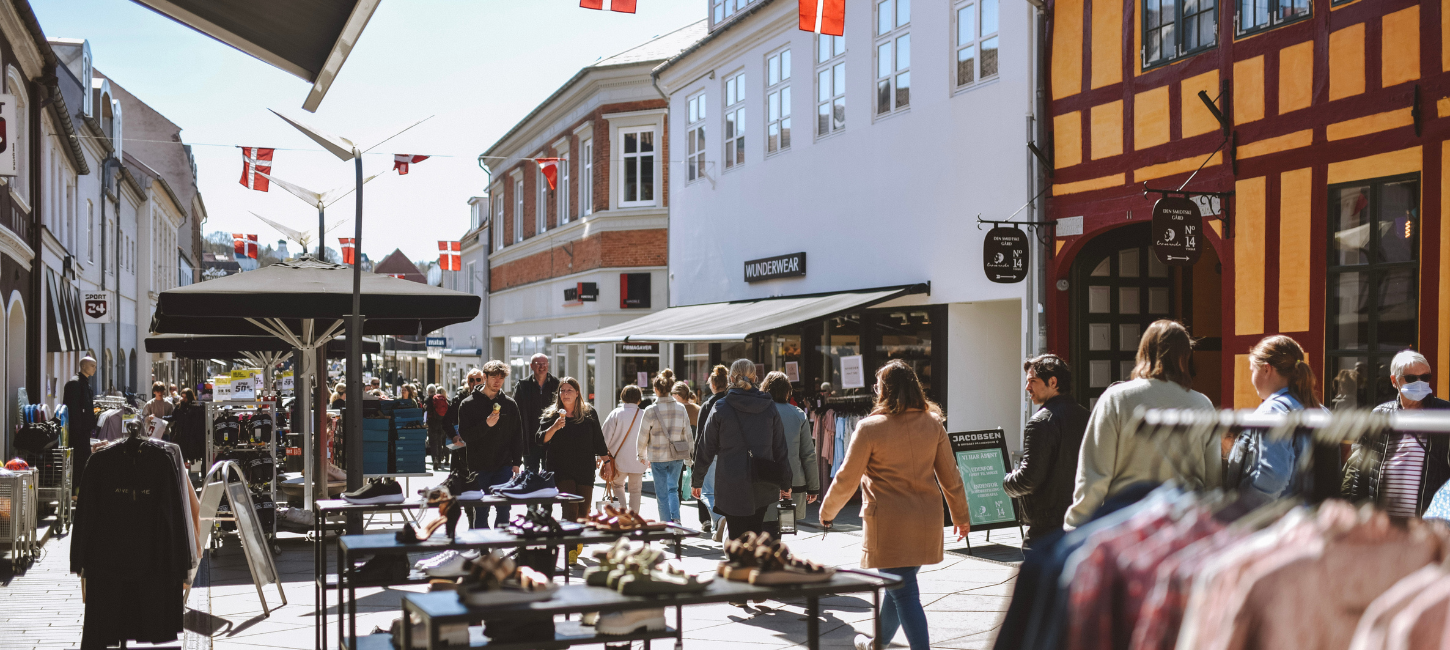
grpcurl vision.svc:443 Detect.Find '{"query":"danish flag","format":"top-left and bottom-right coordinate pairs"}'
top-left (393, 154), bottom-right (429, 175)
top-left (438, 241), bottom-right (461, 271)
top-left (386, 273), bottom-right (406, 280)
top-left (233, 234), bottom-right (259, 259)
top-left (239, 147), bottom-right (274, 191)
top-left (339, 238), bottom-right (356, 265)
top-left (799, 0), bottom-right (845, 36)
top-left (580, 0), bottom-right (636, 12)
top-left (536, 158), bottom-right (562, 191)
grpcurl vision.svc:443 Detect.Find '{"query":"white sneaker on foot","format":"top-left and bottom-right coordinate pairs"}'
top-left (854, 634), bottom-right (874, 650)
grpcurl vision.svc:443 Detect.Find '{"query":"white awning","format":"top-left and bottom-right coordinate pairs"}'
top-left (553, 288), bottom-right (914, 344)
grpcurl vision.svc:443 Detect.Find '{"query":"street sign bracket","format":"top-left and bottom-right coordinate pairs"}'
top-left (1142, 185), bottom-right (1235, 239)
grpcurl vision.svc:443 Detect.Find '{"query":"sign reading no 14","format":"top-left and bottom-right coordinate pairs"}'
top-left (983, 227), bottom-right (1029, 284)
top-left (1151, 196), bottom-right (1204, 267)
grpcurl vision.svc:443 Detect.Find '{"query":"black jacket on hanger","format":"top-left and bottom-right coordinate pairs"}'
top-left (71, 436), bottom-right (189, 649)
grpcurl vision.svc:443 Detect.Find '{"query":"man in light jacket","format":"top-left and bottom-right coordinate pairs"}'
top-left (762, 372), bottom-right (819, 531)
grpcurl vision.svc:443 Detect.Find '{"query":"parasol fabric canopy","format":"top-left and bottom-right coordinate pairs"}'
top-left (150, 257), bottom-right (480, 337)
top-left (145, 333), bottom-right (381, 356)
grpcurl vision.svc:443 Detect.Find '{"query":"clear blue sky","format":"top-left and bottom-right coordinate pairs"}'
top-left (33, 0), bottom-right (703, 263)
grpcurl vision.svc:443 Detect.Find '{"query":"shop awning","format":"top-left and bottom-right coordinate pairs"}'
top-left (47, 270), bottom-right (88, 353)
top-left (553, 286), bottom-right (921, 344)
top-left (130, 0), bottom-right (380, 111)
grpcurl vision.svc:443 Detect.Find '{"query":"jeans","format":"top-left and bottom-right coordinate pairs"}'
top-left (650, 460), bottom-right (685, 523)
top-left (877, 566), bottom-right (929, 650)
top-left (700, 462), bottom-right (721, 526)
top-left (467, 466), bottom-right (515, 529)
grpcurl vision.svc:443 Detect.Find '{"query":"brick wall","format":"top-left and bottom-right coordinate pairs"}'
top-left (491, 228), bottom-right (667, 292)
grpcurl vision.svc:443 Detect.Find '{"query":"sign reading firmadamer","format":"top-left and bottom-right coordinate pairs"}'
top-left (743, 252), bottom-right (807, 283)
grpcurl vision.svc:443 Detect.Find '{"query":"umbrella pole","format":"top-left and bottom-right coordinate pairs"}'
top-left (346, 152), bottom-right (365, 535)
top-left (317, 345), bottom-right (328, 506)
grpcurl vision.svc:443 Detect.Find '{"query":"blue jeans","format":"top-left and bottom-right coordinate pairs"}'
top-left (878, 566), bottom-right (929, 650)
top-left (650, 460), bottom-right (684, 523)
top-left (467, 466), bottom-right (515, 529)
top-left (700, 462), bottom-right (721, 525)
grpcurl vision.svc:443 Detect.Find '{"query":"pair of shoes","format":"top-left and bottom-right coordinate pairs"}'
top-left (386, 615), bottom-right (469, 649)
top-left (491, 470), bottom-right (559, 499)
top-left (584, 539), bottom-right (635, 587)
top-left (457, 549), bottom-right (557, 606)
top-left (718, 531), bottom-right (767, 581)
top-left (277, 506), bottom-right (311, 529)
top-left (749, 536), bottom-right (834, 585)
top-left (507, 509), bottom-right (579, 538)
top-left (421, 471), bottom-right (482, 501)
top-left (617, 558), bottom-right (714, 595)
top-left (595, 608), bottom-right (668, 635)
top-left (342, 478), bottom-right (404, 505)
top-left (582, 505), bottom-right (667, 532)
top-left (414, 549), bottom-right (479, 578)
top-left (353, 555), bottom-right (409, 584)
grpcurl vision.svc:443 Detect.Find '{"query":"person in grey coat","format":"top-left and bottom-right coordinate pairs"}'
top-left (696, 359), bottom-right (792, 540)
top-left (761, 371), bottom-right (819, 532)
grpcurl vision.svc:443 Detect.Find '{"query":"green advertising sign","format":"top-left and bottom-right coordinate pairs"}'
top-left (949, 429), bottom-right (1020, 530)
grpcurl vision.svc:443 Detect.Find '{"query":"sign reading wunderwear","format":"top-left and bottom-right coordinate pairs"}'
top-left (743, 252), bottom-right (807, 283)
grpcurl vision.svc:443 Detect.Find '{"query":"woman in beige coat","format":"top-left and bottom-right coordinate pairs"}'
top-left (821, 360), bottom-right (971, 650)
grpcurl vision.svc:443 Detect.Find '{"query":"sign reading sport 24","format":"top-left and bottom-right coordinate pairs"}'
top-left (82, 292), bottom-right (114, 324)
top-left (743, 252), bottom-right (807, 283)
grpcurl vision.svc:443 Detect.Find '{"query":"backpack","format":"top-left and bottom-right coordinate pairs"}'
top-left (431, 394), bottom-right (449, 418)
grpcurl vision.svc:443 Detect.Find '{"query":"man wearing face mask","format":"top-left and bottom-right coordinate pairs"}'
top-left (1342, 350), bottom-right (1450, 516)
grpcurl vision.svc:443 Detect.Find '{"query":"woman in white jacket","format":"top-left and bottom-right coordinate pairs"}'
top-left (600, 384), bottom-right (649, 512)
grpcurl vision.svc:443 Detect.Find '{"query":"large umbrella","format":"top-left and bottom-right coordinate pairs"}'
top-left (151, 257), bottom-right (479, 508)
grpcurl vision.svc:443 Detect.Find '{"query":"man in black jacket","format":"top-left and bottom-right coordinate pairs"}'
top-left (455, 361), bottom-right (525, 527)
top-left (1342, 350), bottom-right (1450, 515)
top-left (512, 353), bottom-right (559, 473)
top-left (1003, 355), bottom-right (1088, 547)
top-left (63, 357), bottom-right (99, 488)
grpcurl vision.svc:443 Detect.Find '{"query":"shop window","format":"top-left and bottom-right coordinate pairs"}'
top-left (954, 0), bottom-right (999, 89)
top-left (687, 92), bottom-right (707, 183)
top-left (1142, 0), bottom-right (1217, 69)
top-left (581, 139), bottom-right (593, 216)
top-left (875, 311), bottom-right (934, 396)
top-left (492, 192), bottom-right (504, 250)
top-left (558, 153), bottom-right (571, 225)
top-left (678, 342), bottom-right (712, 393)
top-left (875, 0), bottom-right (911, 116)
top-left (762, 334), bottom-right (803, 383)
top-left (816, 34), bottom-right (846, 137)
top-left (723, 72), bottom-right (746, 169)
top-left (619, 128), bottom-right (656, 206)
top-left (766, 48), bottom-right (792, 155)
top-left (819, 315), bottom-right (864, 397)
top-left (1326, 175), bottom-right (1419, 411)
top-left (1237, 0), bottom-right (1308, 36)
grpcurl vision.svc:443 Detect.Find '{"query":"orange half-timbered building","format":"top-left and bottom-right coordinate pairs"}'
top-left (1045, 0), bottom-right (1448, 411)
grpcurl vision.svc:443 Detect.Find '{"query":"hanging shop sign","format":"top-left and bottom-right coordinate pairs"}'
top-left (621, 273), bottom-right (651, 309)
top-left (0, 95), bottom-right (16, 177)
top-left (982, 227), bottom-right (1029, 283)
top-left (616, 342), bottom-right (659, 355)
top-left (1151, 196), bottom-right (1205, 266)
top-left (425, 336), bottom-right (447, 348)
top-left (744, 252), bottom-right (807, 283)
top-left (948, 428), bottom-right (1022, 531)
top-left (563, 282), bottom-right (599, 306)
top-left (82, 292), bottom-right (114, 324)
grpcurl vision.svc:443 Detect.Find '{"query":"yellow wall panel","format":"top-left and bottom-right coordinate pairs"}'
top-left (1234, 57), bottom-right (1266, 124)
top-left (1279, 41), bottom-right (1314, 113)
top-left (1090, 101), bottom-right (1124, 159)
top-left (1134, 151), bottom-right (1222, 182)
top-left (1090, 0), bottom-right (1122, 89)
top-left (1382, 7), bottom-right (1421, 87)
top-left (1134, 86), bottom-right (1170, 150)
top-left (1053, 173), bottom-right (1126, 195)
top-left (1234, 355), bottom-right (1258, 409)
top-left (1326, 109), bottom-right (1415, 141)
top-left (1239, 130), bottom-right (1314, 159)
top-left (1055, 111), bottom-right (1083, 168)
top-left (1053, 0), bottom-right (1084, 99)
top-left (1181, 71), bottom-right (1221, 137)
top-left (1444, 0), bottom-right (1450, 72)
top-left (1279, 168), bottom-right (1313, 332)
top-left (1235, 177), bottom-right (1266, 336)
top-left (1441, 143), bottom-right (1450, 397)
top-left (1329, 24), bottom-right (1366, 100)
top-left (1327, 146), bottom-right (1423, 183)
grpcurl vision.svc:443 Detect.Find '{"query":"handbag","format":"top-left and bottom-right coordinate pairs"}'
top-left (599, 408), bottom-right (639, 483)
top-left (728, 403), bottom-right (791, 489)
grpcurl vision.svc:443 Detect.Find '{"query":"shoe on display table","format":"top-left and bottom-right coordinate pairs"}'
top-left (342, 478), bottom-right (404, 504)
top-left (386, 616), bottom-right (469, 649)
top-left (594, 608), bottom-right (668, 636)
top-left (618, 559), bottom-right (714, 595)
top-left (416, 550), bottom-right (480, 578)
top-left (491, 470), bottom-right (559, 499)
top-left (456, 550), bottom-right (558, 607)
top-left (748, 533), bottom-right (835, 585)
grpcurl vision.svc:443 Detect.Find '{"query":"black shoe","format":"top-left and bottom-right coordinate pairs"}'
top-left (352, 555), bottom-right (409, 585)
top-left (343, 478), bottom-right (404, 505)
top-left (489, 471), bottom-right (528, 495)
top-left (495, 471), bottom-right (559, 499)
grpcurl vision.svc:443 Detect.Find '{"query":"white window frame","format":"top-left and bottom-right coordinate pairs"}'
top-left (558, 153), bottom-right (571, 225)
top-left (493, 190), bottom-right (504, 250)
top-left (875, 0), bottom-right (912, 117)
top-left (467, 261), bottom-right (477, 294)
top-left (816, 35), bottom-right (846, 137)
top-left (8, 66), bottom-right (27, 205)
top-left (513, 177), bottom-right (524, 243)
top-left (686, 92), bottom-right (707, 183)
top-left (766, 48), bottom-right (792, 155)
top-left (618, 127), bottom-right (657, 207)
top-left (536, 163), bottom-right (548, 235)
top-left (712, 0), bottom-right (754, 24)
top-left (581, 140), bottom-right (593, 216)
top-left (722, 72), bottom-right (745, 170)
top-left (953, 0), bottom-right (1000, 91)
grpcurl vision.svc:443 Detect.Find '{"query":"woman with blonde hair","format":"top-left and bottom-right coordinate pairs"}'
top-left (637, 369), bottom-right (693, 524)
top-left (329, 382), bottom-right (347, 410)
top-left (820, 360), bottom-right (970, 650)
top-left (672, 381), bottom-right (700, 509)
top-left (538, 376), bottom-right (609, 563)
top-left (696, 359), bottom-right (791, 539)
top-left (1227, 335), bottom-right (1327, 503)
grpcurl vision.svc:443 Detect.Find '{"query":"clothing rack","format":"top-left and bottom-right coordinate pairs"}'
top-left (205, 400), bottom-right (279, 543)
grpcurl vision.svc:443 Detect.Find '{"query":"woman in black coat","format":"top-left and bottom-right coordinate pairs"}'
top-left (537, 376), bottom-right (609, 518)
top-left (695, 359), bottom-right (792, 541)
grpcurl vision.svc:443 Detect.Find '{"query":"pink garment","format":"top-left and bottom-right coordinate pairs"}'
top-left (1118, 509), bottom-right (1223, 636)
top-left (1066, 505), bottom-right (1175, 650)
top-left (1383, 573), bottom-right (1450, 650)
top-left (1348, 565), bottom-right (1443, 650)
top-left (813, 409), bottom-right (834, 480)
top-left (1131, 529), bottom-right (1246, 650)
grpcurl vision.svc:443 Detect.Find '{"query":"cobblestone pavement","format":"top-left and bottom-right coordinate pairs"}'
top-left (3, 473), bottom-right (1020, 650)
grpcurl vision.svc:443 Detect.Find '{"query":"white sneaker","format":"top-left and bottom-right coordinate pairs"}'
top-left (417, 550), bottom-right (479, 577)
top-left (456, 489), bottom-right (484, 500)
top-left (278, 507), bottom-right (311, 527)
top-left (854, 634), bottom-right (874, 650)
top-left (595, 608), bottom-right (667, 635)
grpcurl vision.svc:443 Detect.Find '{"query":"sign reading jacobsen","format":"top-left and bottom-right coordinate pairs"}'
top-left (1151, 196), bottom-right (1204, 267)
top-left (948, 428), bottom-right (1020, 530)
top-left (743, 252), bottom-right (807, 283)
top-left (982, 227), bottom-right (1029, 284)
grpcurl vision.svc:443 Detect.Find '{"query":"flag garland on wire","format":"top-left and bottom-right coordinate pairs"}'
top-left (800, 0), bottom-right (845, 36)
top-left (339, 238), bottom-right (356, 265)
top-left (239, 147), bottom-right (274, 191)
top-left (536, 158), bottom-right (562, 191)
top-left (438, 241), bottom-right (461, 271)
top-left (580, 0), bottom-right (636, 12)
top-left (232, 234), bottom-right (259, 259)
top-left (393, 154), bottom-right (429, 175)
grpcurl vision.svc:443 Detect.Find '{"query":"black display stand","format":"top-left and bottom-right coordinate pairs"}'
top-left (947, 428), bottom-right (1026, 551)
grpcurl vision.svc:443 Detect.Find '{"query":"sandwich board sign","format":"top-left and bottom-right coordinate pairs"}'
top-left (947, 428), bottom-right (1024, 549)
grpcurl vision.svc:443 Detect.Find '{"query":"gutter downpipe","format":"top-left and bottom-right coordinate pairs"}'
top-left (98, 157), bottom-right (118, 391)
top-left (476, 156), bottom-right (492, 363)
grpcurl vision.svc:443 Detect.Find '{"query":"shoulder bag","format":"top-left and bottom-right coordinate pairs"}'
top-left (599, 408), bottom-right (639, 483)
top-left (728, 403), bottom-right (790, 489)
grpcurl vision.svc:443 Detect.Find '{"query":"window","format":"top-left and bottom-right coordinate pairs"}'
top-left (875, 0), bottom-right (911, 116)
top-left (723, 73), bottom-right (745, 169)
top-left (1237, 0), bottom-right (1307, 35)
top-left (1326, 175), bottom-right (1419, 411)
top-left (581, 140), bottom-right (593, 216)
top-left (766, 49), bottom-right (792, 154)
top-left (712, 0), bottom-right (753, 23)
top-left (493, 192), bottom-right (504, 250)
top-left (687, 92), bottom-right (707, 182)
top-left (10, 70), bottom-right (26, 204)
top-left (1143, 0), bottom-right (1216, 68)
top-left (513, 178), bottom-right (523, 242)
top-left (817, 35), bottom-right (846, 136)
top-left (558, 153), bottom-right (570, 225)
top-left (955, 0), bottom-right (999, 88)
top-left (536, 164), bottom-right (548, 235)
top-left (620, 128), bottom-right (656, 205)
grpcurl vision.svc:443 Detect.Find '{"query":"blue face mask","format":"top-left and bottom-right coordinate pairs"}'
top-left (1401, 381), bottom-right (1433, 402)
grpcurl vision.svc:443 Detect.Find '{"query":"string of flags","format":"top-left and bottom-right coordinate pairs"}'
top-left (438, 241), bottom-right (461, 271)
top-left (536, 158), bottom-right (561, 190)
top-left (576, 0), bottom-right (844, 35)
top-left (232, 233), bottom-right (259, 259)
top-left (393, 154), bottom-right (429, 175)
top-left (339, 238), bottom-right (356, 265)
top-left (240, 148), bottom-right (433, 192)
top-left (580, 0), bottom-right (636, 12)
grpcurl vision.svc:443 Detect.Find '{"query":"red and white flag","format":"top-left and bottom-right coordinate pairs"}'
top-left (536, 158), bottom-right (562, 191)
top-left (580, 0), bottom-right (636, 12)
top-left (233, 233), bottom-right (259, 259)
top-left (239, 147), bottom-right (274, 191)
top-left (386, 273), bottom-right (406, 280)
top-left (339, 238), bottom-right (356, 265)
top-left (438, 241), bottom-right (461, 271)
top-left (393, 154), bottom-right (429, 175)
top-left (799, 0), bottom-right (845, 36)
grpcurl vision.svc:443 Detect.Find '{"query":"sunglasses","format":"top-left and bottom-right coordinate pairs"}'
top-left (467, 377), bottom-right (483, 383)
top-left (1402, 373), bottom-right (1433, 384)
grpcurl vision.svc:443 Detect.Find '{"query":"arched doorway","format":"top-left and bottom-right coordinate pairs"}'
top-left (1070, 223), bottom-right (1223, 408)
top-left (128, 349), bottom-right (137, 393)
top-left (7, 298), bottom-right (23, 407)
top-left (116, 349), bottom-right (126, 395)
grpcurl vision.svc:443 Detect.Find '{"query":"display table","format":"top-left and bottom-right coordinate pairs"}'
top-left (384, 570), bottom-right (900, 650)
